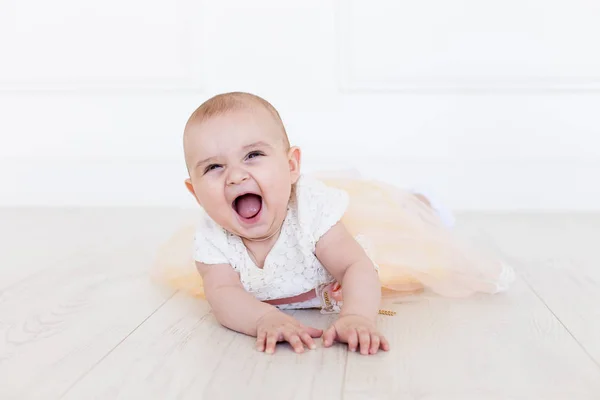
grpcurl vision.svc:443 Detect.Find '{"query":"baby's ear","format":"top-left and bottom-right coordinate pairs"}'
top-left (288, 146), bottom-right (302, 183)
top-left (184, 179), bottom-right (201, 205)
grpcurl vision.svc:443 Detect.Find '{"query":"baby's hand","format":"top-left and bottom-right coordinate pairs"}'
top-left (255, 309), bottom-right (323, 354)
top-left (323, 314), bottom-right (390, 355)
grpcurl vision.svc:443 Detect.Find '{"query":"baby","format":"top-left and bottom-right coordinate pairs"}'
top-left (182, 92), bottom-right (389, 355)
top-left (176, 91), bottom-right (514, 356)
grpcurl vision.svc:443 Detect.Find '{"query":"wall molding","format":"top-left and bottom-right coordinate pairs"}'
top-left (0, 0), bottom-right (203, 93)
top-left (335, 0), bottom-right (600, 93)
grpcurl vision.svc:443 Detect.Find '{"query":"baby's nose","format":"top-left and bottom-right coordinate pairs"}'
top-left (226, 168), bottom-right (249, 185)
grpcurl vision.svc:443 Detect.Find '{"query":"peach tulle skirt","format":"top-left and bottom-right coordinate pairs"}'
top-left (151, 173), bottom-right (514, 300)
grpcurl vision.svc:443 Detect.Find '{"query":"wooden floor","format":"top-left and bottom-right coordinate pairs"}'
top-left (1, 209), bottom-right (599, 399)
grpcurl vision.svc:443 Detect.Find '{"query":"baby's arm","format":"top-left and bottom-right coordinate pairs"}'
top-left (197, 262), bottom-right (322, 353)
top-left (315, 222), bottom-right (389, 354)
top-left (197, 262), bottom-right (275, 335)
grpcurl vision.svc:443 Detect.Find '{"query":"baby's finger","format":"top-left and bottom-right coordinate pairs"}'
top-left (347, 329), bottom-right (359, 352)
top-left (358, 329), bottom-right (371, 355)
top-left (305, 326), bottom-right (324, 338)
top-left (380, 334), bottom-right (390, 351)
top-left (283, 331), bottom-right (305, 353)
top-left (369, 334), bottom-right (381, 355)
top-left (256, 330), bottom-right (267, 352)
top-left (265, 332), bottom-right (278, 354)
top-left (322, 325), bottom-right (337, 348)
top-left (300, 331), bottom-right (317, 350)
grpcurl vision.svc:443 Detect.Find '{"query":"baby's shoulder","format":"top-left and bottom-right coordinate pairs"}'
top-left (194, 208), bottom-right (228, 247)
top-left (192, 208), bottom-right (234, 266)
top-left (294, 174), bottom-right (348, 205)
top-left (293, 174), bottom-right (349, 242)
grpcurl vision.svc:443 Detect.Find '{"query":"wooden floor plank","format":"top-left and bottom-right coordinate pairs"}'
top-left (0, 250), bottom-right (175, 399)
top-left (62, 293), bottom-right (347, 400)
top-left (0, 208), bottom-right (187, 399)
top-left (2, 209), bottom-right (599, 399)
top-left (481, 213), bottom-right (600, 367)
top-left (0, 208), bottom-right (191, 291)
top-left (342, 278), bottom-right (600, 399)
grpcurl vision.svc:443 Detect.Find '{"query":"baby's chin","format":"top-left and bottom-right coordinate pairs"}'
top-left (229, 217), bottom-right (282, 242)
top-left (234, 225), bottom-right (280, 242)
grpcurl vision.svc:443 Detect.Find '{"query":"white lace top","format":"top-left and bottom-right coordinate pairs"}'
top-left (193, 174), bottom-right (349, 309)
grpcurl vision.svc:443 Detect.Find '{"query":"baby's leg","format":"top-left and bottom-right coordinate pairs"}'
top-left (411, 189), bottom-right (456, 228)
top-left (413, 193), bottom-right (432, 208)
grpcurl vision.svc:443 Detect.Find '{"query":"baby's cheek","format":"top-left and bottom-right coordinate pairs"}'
top-left (201, 196), bottom-right (228, 219)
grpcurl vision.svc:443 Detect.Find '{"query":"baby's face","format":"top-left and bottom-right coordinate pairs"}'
top-left (185, 107), bottom-right (300, 241)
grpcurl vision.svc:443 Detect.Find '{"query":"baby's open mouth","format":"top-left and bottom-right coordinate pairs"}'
top-left (233, 193), bottom-right (263, 219)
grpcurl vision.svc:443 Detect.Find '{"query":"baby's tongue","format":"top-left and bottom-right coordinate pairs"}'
top-left (236, 194), bottom-right (262, 219)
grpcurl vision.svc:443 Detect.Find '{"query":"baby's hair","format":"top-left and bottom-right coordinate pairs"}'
top-left (183, 92), bottom-right (298, 202)
top-left (184, 92), bottom-right (290, 149)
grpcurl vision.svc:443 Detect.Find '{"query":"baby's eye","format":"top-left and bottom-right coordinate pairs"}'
top-left (246, 151), bottom-right (264, 160)
top-left (204, 164), bottom-right (222, 174)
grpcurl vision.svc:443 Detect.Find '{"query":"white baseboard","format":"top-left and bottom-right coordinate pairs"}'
top-left (1, 157), bottom-right (599, 211)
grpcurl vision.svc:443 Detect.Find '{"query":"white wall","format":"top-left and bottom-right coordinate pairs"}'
top-left (1, 0), bottom-right (599, 210)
